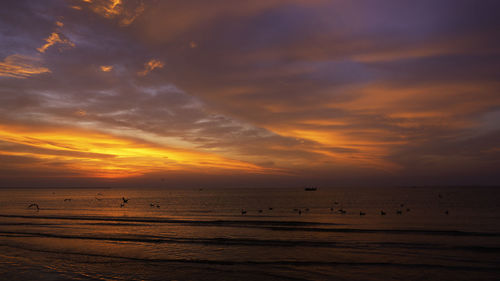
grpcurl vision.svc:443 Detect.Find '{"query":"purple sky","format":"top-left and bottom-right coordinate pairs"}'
top-left (1, 0), bottom-right (499, 187)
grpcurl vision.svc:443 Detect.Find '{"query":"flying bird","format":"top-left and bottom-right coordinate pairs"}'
top-left (122, 197), bottom-right (129, 203)
top-left (28, 203), bottom-right (39, 211)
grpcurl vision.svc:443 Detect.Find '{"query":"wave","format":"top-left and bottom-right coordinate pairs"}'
top-left (1, 242), bottom-right (499, 272)
top-left (2, 230), bottom-right (500, 253)
top-left (0, 214), bottom-right (340, 227)
top-left (265, 226), bottom-right (500, 237)
top-left (1, 214), bottom-right (499, 237)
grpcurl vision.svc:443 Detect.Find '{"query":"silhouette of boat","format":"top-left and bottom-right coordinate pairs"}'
top-left (304, 187), bottom-right (317, 191)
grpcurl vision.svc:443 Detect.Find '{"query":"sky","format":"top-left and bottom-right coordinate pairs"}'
top-left (0, 0), bottom-right (499, 188)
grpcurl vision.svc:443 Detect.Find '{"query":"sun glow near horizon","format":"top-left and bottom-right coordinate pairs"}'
top-left (0, 124), bottom-right (272, 179)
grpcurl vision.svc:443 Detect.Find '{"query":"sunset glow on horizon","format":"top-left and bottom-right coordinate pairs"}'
top-left (1, 0), bottom-right (499, 187)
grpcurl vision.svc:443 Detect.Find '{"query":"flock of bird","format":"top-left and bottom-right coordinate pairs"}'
top-left (27, 194), bottom-right (161, 211)
top-left (239, 205), bottom-right (416, 216)
top-left (240, 193), bottom-right (450, 216)
top-left (26, 193), bottom-right (450, 216)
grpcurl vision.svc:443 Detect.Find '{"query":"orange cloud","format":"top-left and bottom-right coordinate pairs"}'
top-left (0, 124), bottom-right (269, 178)
top-left (119, 2), bottom-right (145, 26)
top-left (138, 59), bottom-right (164, 76)
top-left (100, 65), bottom-right (113, 72)
top-left (0, 55), bottom-right (50, 78)
top-left (37, 32), bottom-right (75, 53)
top-left (102, 0), bottom-right (121, 17)
top-left (80, 0), bottom-right (144, 26)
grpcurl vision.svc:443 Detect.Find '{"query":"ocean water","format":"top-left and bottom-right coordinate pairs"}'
top-left (0, 186), bottom-right (499, 281)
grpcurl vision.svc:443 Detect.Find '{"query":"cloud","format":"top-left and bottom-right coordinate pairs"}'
top-left (100, 65), bottom-right (113, 72)
top-left (78, 0), bottom-right (145, 26)
top-left (37, 32), bottom-right (75, 53)
top-left (0, 55), bottom-right (50, 78)
top-left (1, 0), bottom-right (499, 185)
top-left (0, 123), bottom-right (271, 178)
top-left (137, 59), bottom-right (164, 76)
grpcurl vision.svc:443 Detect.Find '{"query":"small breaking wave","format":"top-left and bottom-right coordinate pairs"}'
top-left (1, 242), bottom-right (499, 273)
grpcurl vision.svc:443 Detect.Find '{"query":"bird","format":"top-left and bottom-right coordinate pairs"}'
top-left (122, 197), bottom-right (129, 204)
top-left (258, 209), bottom-right (263, 213)
top-left (298, 209), bottom-right (302, 215)
top-left (396, 210), bottom-right (402, 215)
top-left (156, 204), bottom-right (160, 208)
top-left (241, 209), bottom-right (247, 215)
top-left (120, 203), bottom-right (125, 208)
top-left (150, 203), bottom-right (155, 207)
top-left (445, 210), bottom-right (449, 215)
top-left (438, 193), bottom-right (443, 199)
top-left (95, 197), bottom-right (102, 201)
top-left (380, 210), bottom-right (386, 215)
top-left (337, 209), bottom-right (346, 214)
top-left (28, 203), bottom-right (39, 211)
top-left (400, 204), bottom-right (405, 207)
top-left (330, 207), bottom-right (334, 212)
top-left (63, 198), bottom-right (72, 202)
top-left (268, 207), bottom-right (273, 210)
top-left (406, 208), bottom-right (411, 212)
top-left (359, 211), bottom-right (366, 216)
top-left (305, 208), bottom-right (310, 212)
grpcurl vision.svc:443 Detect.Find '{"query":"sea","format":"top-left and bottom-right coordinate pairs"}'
top-left (0, 186), bottom-right (499, 281)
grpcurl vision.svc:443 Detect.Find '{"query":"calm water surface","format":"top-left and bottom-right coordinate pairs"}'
top-left (0, 186), bottom-right (499, 280)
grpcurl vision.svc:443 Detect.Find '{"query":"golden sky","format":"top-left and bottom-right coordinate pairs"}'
top-left (0, 0), bottom-right (499, 187)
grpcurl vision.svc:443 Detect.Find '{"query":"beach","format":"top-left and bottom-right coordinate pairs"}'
top-left (0, 186), bottom-right (499, 280)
